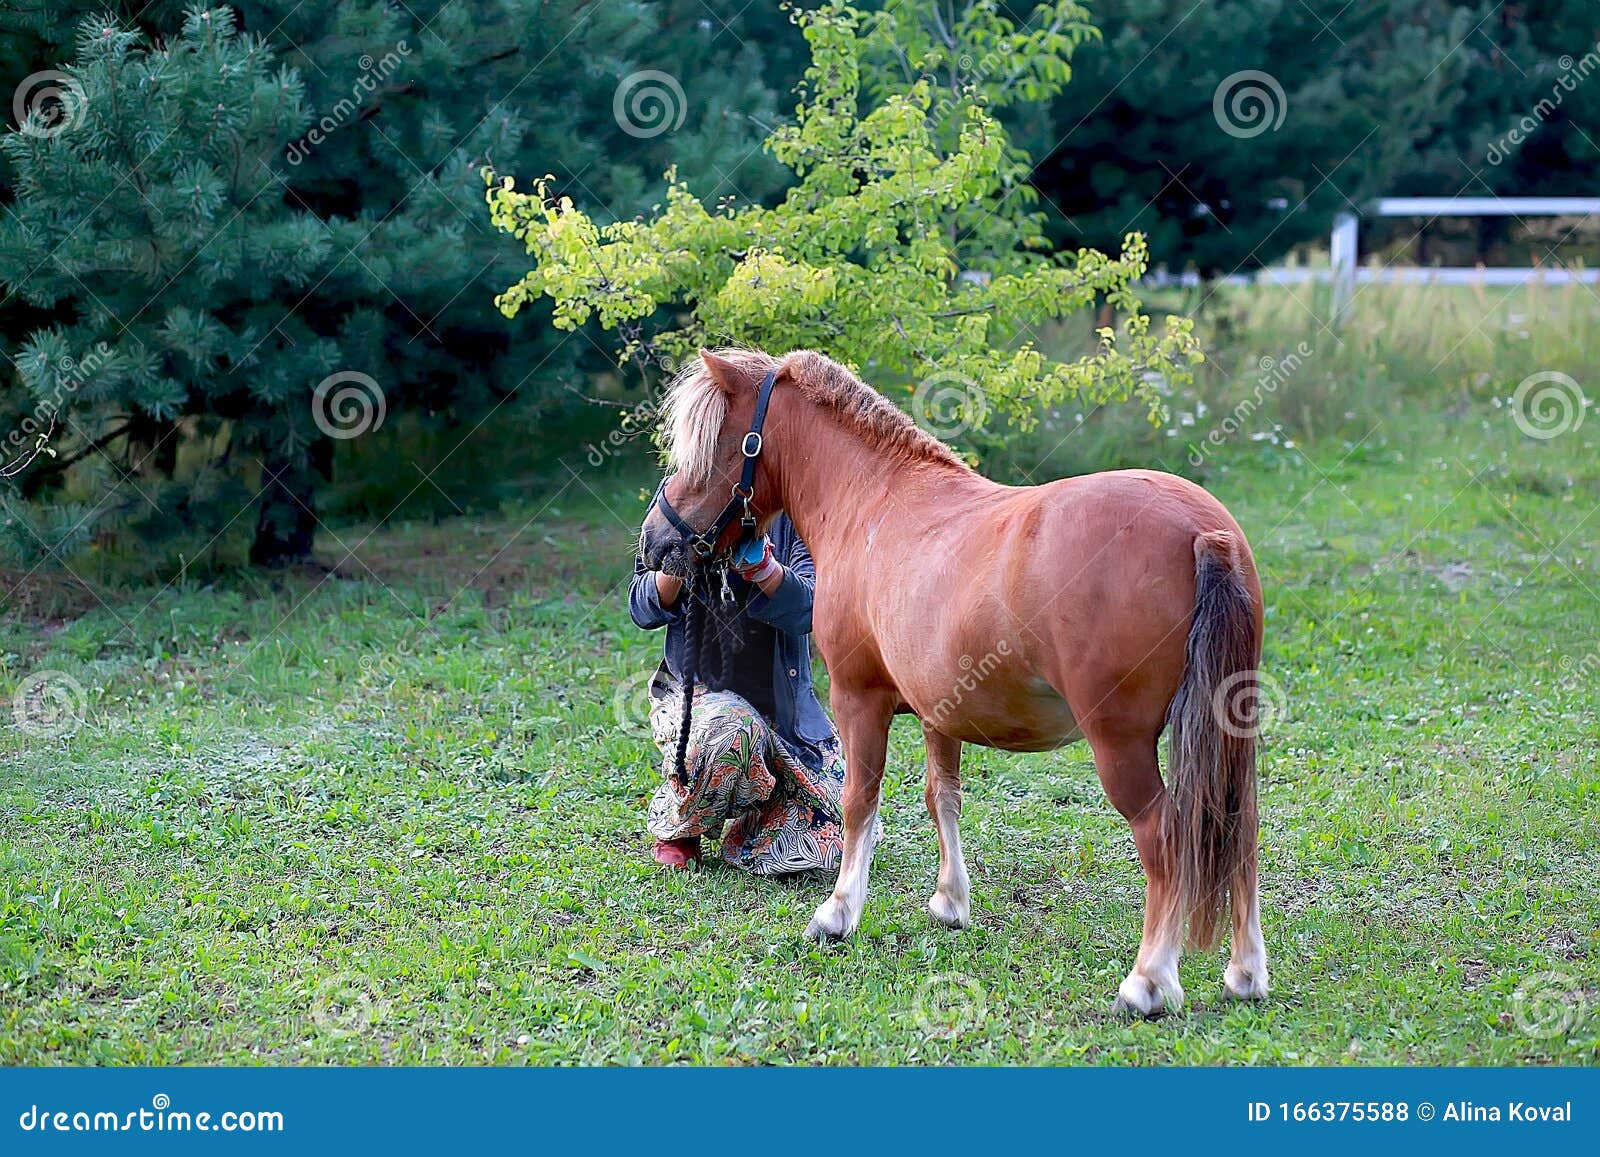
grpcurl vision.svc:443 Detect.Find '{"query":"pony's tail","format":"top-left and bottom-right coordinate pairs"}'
top-left (1166, 531), bottom-right (1261, 951)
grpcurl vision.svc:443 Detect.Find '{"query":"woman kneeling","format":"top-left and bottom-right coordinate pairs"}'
top-left (629, 513), bottom-right (858, 874)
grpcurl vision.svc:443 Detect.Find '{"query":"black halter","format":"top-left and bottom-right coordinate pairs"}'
top-left (653, 368), bottom-right (778, 560)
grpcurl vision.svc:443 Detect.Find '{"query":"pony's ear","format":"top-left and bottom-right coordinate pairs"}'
top-left (698, 349), bottom-right (741, 395)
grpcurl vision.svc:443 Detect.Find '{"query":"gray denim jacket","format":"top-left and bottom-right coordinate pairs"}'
top-left (629, 514), bottom-right (838, 766)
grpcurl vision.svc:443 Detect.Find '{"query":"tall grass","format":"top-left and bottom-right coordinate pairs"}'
top-left (995, 277), bottom-right (1599, 480)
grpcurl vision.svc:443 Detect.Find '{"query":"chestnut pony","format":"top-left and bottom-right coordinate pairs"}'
top-left (640, 348), bottom-right (1268, 1015)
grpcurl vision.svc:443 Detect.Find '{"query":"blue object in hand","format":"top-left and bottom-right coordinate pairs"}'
top-left (732, 535), bottom-right (770, 570)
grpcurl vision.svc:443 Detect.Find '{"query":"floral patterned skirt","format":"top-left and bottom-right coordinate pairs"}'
top-left (646, 686), bottom-right (854, 875)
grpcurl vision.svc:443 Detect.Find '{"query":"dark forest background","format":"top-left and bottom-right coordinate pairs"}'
top-left (1, 1), bottom-right (1595, 571)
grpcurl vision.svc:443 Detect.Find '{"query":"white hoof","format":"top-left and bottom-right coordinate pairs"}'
top-left (928, 889), bottom-right (970, 930)
top-left (1224, 961), bottom-right (1270, 1001)
top-left (804, 896), bottom-right (857, 942)
top-left (1112, 972), bottom-right (1183, 1019)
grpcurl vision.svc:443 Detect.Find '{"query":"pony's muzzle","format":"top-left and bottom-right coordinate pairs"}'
top-left (639, 523), bottom-right (690, 576)
top-left (657, 546), bottom-right (690, 577)
top-left (639, 509), bottom-right (672, 569)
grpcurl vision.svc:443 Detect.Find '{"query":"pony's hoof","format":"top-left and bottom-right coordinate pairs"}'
top-left (1110, 992), bottom-right (1165, 1020)
top-left (1224, 963), bottom-right (1269, 1002)
top-left (804, 899), bottom-right (855, 942)
top-left (1111, 974), bottom-right (1179, 1019)
top-left (927, 891), bottom-right (970, 930)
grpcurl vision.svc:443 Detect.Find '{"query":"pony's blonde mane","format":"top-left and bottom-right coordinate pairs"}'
top-left (782, 350), bottom-right (970, 472)
top-left (663, 352), bottom-right (743, 485)
top-left (664, 347), bottom-right (969, 481)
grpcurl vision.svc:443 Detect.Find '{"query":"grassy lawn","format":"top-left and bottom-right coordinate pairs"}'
top-left (2, 396), bottom-right (1597, 1065)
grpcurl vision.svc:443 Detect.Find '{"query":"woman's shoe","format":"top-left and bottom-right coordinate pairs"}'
top-left (653, 837), bottom-right (703, 869)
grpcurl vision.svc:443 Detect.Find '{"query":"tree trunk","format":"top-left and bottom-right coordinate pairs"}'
top-left (250, 438), bottom-right (331, 566)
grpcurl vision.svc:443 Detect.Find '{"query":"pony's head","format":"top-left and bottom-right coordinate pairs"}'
top-left (641, 348), bottom-right (787, 574)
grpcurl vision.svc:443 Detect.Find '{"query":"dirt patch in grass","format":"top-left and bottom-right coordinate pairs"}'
top-left (320, 517), bottom-right (620, 604)
top-left (0, 568), bottom-right (108, 625)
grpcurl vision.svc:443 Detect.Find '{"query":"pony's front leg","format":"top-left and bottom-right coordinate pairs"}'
top-left (922, 724), bottom-right (970, 929)
top-left (805, 691), bottom-right (893, 941)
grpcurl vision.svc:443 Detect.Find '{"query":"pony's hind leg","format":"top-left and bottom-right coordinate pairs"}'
top-left (1225, 854), bottom-right (1269, 1000)
top-left (1089, 732), bottom-right (1184, 1017)
top-left (922, 725), bottom-right (970, 929)
top-left (804, 691), bottom-right (893, 941)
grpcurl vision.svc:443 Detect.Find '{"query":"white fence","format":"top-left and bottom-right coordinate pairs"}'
top-left (1147, 197), bottom-right (1600, 301)
top-left (1330, 197), bottom-right (1600, 296)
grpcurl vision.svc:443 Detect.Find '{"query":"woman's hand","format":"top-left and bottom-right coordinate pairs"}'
top-left (733, 535), bottom-right (784, 593)
top-left (655, 571), bottom-right (684, 607)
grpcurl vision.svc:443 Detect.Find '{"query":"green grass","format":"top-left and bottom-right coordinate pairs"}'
top-left (3, 346), bottom-right (1599, 1063)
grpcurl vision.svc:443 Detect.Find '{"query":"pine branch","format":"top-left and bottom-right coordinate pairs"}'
top-left (26, 419), bottom-right (135, 478)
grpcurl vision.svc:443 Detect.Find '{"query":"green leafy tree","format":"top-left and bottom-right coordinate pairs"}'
top-left (857, 0), bottom-right (1098, 266)
top-left (486, 0), bottom-right (1201, 443)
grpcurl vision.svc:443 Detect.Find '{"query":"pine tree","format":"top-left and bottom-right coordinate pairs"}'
top-left (1031, 0), bottom-right (1495, 277)
top-left (1393, 0), bottom-right (1600, 268)
top-left (0, 2), bottom-right (801, 567)
top-left (253, 0), bottom-right (796, 417)
top-left (1, 7), bottom-right (337, 565)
